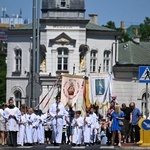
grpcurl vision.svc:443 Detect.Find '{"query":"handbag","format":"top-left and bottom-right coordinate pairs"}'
top-left (118, 121), bottom-right (124, 126)
top-left (117, 113), bottom-right (124, 126)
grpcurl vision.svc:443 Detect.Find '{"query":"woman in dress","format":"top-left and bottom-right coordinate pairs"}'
top-left (111, 105), bottom-right (124, 147)
top-left (0, 103), bottom-right (7, 146)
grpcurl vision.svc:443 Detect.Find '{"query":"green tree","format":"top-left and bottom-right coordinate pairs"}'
top-left (140, 17), bottom-right (150, 41)
top-left (0, 45), bottom-right (6, 104)
top-left (103, 21), bottom-right (116, 30)
top-left (103, 21), bottom-right (130, 42)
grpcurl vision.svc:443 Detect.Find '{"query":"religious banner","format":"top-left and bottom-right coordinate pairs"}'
top-left (61, 74), bottom-right (84, 107)
top-left (89, 73), bottom-right (112, 105)
top-left (83, 78), bottom-right (91, 109)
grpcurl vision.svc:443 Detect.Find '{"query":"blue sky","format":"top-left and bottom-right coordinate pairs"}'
top-left (0, 0), bottom-right (150, 28)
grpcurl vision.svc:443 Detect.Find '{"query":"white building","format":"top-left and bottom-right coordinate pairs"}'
top-left (6, 0), bottom-right (150, 114)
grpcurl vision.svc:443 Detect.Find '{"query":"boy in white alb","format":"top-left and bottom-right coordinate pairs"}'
top-left (84, 110), bottom-right (92, 146)
top-left (17, 110), bottom-right (26, 146)
top-left (72, 111), bottom-right (84, 146)
top-left (90, 107), bottom-right (98, 144)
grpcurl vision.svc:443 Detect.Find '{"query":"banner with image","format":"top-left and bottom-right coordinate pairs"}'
top-left (61, 74), bottom-right (84, 107)
top-left (89, 73), bottom-right (112, 105)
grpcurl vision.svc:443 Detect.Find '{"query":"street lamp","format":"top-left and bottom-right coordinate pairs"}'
top-left (29, 37), bottom-right (33, 74)
top-left (111, 42), bottom-right (117, 73)
top-left (31, 0), bottom-right (37, 108)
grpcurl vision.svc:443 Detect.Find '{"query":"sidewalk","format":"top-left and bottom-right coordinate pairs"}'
top-left (121, 143), bottom-right (150, 149)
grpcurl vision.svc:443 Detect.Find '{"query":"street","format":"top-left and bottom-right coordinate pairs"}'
top-left (0, 144), bottom-right (121, 150)
top-left (0, 144), bottom-right (148, 150)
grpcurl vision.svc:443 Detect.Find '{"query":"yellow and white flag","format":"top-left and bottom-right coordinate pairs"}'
top-left (61, 74), bottom-right (84, 107)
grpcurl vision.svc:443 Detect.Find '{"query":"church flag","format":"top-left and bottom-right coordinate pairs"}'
top-left (89, 73), bottom-right (112, 105)
top-left (83, 77), bottom-right (91, 109)
top-left (61, 74), bottom-right (84, 107)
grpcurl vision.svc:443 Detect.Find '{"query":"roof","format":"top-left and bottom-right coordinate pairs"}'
top-left (118, 41), bottom-right (150, 65)
top-left (126, 25), bottom-right (140, 39)
top-left (10, 23), bottom-right (33, 30)
top-left (10, 22), bottom-right (117, 32)
top-left (86, 22), bottom-right (116, 32)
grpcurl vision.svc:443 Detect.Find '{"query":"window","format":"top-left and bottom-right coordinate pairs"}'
top-left (61, 0), bottom-right (66, 7)
top-left (15, 49), bottom-right (22, 72)
top-left (103, 50), bottom-right (110, 72)
top-left (90, 50), bottom-right (97, 72)
top-left (14, 90), bottom-right (22, 109)
top-left (57, 47), bottom-right (68, 71)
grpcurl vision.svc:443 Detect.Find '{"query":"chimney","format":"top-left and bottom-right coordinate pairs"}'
top-left (132, 28), bottom-right (140, 44)
top-left (120, 21), bottom-right (124, 29)
top-left (89, 14), bottom-right (98, 25)
top-left (120, 21), bottom-right (126, 33)
top-left (133, 28), bottom-right (138, 36)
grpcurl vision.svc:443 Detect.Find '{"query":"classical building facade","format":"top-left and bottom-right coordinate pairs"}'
top-left (6, 0), bottom-right (150, 114)
top-left (6, 0), bottom-right (118, 111)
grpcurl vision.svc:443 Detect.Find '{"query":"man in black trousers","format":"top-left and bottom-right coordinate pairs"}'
top-left (3, 99), bottom-right (21, 146)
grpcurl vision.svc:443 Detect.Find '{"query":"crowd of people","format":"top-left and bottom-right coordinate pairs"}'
top-left (0, 94), bottom-right (145, 147)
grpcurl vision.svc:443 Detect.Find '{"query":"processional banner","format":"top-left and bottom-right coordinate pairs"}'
top-left (89, 73), bottom-right (112, 105)
top-left (61, 74), bottom-right (84, 107)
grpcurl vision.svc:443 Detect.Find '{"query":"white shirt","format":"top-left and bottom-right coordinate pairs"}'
top-left (3, 106), bottom-right (21, 131)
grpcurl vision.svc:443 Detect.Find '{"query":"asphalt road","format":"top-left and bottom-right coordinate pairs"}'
top-left (0, 144), bottom-right (121, 150)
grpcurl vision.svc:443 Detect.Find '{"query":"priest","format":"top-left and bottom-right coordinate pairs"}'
top-left (49, 93), bottom-right (67, 146)
top-left (3, 98), bottom-right (21, 146)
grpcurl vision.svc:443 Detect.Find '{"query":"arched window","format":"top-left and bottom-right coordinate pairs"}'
top-left (90, 50), bottom-right (97, 72)
top-left (14, 49), bottom-right (22, 72)
top-left (103, 50), bottom-right (111, 72)
top-left (14, 90), bottom-right (22, 109)
top-left (57, 47), bottom-right (68, 71)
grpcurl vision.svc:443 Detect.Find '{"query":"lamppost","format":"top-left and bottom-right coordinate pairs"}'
top-left (29, 37), bottom-right (33, 74)
top-left (31, 0), bottom-right (37, 108)
top-left (111, 42), bottom-right (117, 74)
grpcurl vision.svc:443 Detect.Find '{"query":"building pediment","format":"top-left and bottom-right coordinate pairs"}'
top-left (49, 32), bottom-right (76, 46)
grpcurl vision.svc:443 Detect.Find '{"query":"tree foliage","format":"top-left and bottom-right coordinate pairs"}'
top-left (103, 18), bottom-right (150, 42)
top-left (103, 21), bottom-right (116, 30)
top-left (103, 21), bottom-right (130, 42)
top-left (0, 46), bottom-right (6, 104)
top-left (139, 17), bottom-right (150, 41)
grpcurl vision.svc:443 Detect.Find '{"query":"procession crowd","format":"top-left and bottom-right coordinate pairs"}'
top-left (0, 94), bottom-right (146, 147)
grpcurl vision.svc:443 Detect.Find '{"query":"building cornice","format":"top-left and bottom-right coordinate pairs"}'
top-left (87, 30), bottom-right (119, 36)
top-left (113, 66), bottom-right (139, 72)
top-left (40, 18), bottom-right (89, 24)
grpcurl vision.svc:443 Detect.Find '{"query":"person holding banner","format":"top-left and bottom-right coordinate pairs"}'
top-left (49, 93), bottom-right (67, 146)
